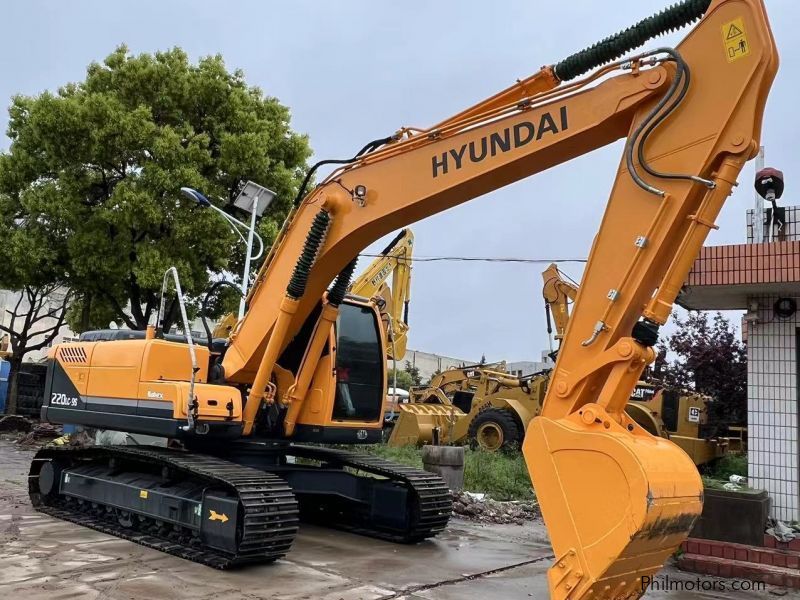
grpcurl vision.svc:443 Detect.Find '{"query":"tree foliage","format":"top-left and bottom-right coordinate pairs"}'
top-left (656, 311), bottom-right (747, 427)
top-left (388, 367), bottom-right (414, 391)
top-left (0, 45), bottom-right (311, 332)
top-left (404, 360), bottom-right (423, 387)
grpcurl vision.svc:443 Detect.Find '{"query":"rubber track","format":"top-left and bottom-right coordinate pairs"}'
top-left (286, 445), bottom-right (452, 542)
top-left (29, 445), bottom-right (299, 569)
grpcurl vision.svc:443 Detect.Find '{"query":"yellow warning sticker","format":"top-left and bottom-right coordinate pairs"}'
top-left (722, 17), bottom-right (749, 62)
top-left (139, 490), bottom-right (148, 499)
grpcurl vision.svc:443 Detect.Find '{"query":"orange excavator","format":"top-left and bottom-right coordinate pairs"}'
top-left (542, 262), bottom-right (579, 358)
top-left (30, 1), bottom-right (777, 598)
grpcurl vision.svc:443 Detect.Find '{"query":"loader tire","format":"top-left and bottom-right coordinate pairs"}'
top-left (468, 409), bottom-right (520, 452)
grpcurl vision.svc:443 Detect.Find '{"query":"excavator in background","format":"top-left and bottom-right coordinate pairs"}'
top-left (542, 263), bottom-right (578, 357)
top-left (348, 228), bottom-right (413, 362)
top-left (29, 2), bottom-right (777, 598)
top-left (544, 265), bottom-right (745, 465)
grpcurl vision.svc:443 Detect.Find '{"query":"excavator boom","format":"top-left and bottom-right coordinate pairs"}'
top-left (348, 228), bottom-right (413, 360)
top-left (542, 263), bottom-right (578, 348)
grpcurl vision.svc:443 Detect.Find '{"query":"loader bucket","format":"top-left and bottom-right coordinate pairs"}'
top-left (387, 404), bottom-right (467, 447)
top-left (524, 407), bottom-right (702, 600)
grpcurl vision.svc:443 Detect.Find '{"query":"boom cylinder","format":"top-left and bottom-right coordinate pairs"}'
top-left (282, 301), bottom-right (339, 436)
top-left (283, 259), bottom-right (358, 436)
top-left (643, 158), bottom-right (743, 324)
top-left (243, 296), bottom-right (298, 435)
top-left (242, 209), bottom-right (332, 436)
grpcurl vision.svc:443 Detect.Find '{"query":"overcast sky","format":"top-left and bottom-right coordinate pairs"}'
top-left (1, 1), bottom-right (797, 362)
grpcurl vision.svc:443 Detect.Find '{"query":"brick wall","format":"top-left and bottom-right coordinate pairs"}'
top-left (685, 241), bottom-right (800, 287)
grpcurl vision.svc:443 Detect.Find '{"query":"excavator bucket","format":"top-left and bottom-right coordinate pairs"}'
top-left (525, 409), bottom-right (702, 600)
top-left (387, 404), bottom-right (467, 447)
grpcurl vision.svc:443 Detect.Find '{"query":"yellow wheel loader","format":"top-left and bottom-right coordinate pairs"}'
top-left (30, 2), bottom-right (777, 598)
top-left (627, 382), bottom-right (745, 466)
top-left (388, 364), bottom-right (550, 451)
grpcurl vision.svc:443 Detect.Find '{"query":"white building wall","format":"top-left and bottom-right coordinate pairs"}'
top-left (506, 360), bottom-right (553, 377)
top-left (746, 301), bottom-right (800, 522)
top-left (743, 204), bottom-right (800, 521)
top-left (397, 349), bottom-right (476, 383)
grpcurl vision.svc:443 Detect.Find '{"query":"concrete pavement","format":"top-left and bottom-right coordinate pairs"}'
top-left (0, 438), bottom-right (795, 600)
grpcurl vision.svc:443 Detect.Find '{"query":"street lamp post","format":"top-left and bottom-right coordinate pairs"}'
top-left (180, 181), bottom-right (276, 320)
top-left (233, 182), bottom-right (276, 319)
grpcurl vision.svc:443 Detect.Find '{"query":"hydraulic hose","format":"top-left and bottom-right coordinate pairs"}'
top-left (553, 0), bottom-right (711, 82)
top-left (200, 280), bottom-right (244, 350)
top-left (292, 136), bottom-right (394, 207)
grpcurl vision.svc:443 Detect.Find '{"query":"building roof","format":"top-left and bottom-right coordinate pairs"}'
top-left (679, 241), bottom-right (800, 310)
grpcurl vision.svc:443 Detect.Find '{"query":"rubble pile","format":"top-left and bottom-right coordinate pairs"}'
top-left (452, 491), bottom-right (539, 525)
top-left (16, 422), bottom-right (62, 446)
top-left (0, 415), bottom-right (33, 433)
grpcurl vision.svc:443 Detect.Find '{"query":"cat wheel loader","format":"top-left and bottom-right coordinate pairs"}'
top-left (30, 1), bottom-right (777, 598)
top-left (388, 363), bottom-right (550, 451)
top-left (626, 381), bottom-right (745, 466)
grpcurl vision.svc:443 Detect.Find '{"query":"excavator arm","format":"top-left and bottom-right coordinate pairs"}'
top-left (348, 228), bottom-right (413, 360)
top-left (218, 1), bottom-right (776, 598)
top-left (542, 263), bottom-right (579, 349)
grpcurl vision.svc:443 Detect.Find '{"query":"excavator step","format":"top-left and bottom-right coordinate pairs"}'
top-left (29, 445), bottom-right (299, 569)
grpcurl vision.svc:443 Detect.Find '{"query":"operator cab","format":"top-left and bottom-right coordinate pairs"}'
top-left (333, 300), bottom-right (385, 423)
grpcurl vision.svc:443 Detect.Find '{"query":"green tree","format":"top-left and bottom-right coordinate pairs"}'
top-left (0, 45), bottom-right (311, 333)
top-left (0, 140), bottom-right (75, 413)
top-left (387, 367), bottom-right (413, 391)
top-left (404, 360), bottom-right (422, 386)
top-left (656, 311), bottom-right (747, 428)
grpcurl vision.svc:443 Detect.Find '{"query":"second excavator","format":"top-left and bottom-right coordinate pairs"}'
top-left (30, 1), bottom-right (777, 599)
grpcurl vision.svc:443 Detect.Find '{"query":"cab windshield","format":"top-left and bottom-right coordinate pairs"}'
top-left (333, 302), bottom-right (384, 422)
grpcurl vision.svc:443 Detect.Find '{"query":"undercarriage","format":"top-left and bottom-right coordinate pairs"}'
top-left (29, 442), bottom-right (452, 568)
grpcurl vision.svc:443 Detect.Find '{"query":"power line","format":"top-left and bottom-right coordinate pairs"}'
top-left (357, 254), bottom-right (587, 264)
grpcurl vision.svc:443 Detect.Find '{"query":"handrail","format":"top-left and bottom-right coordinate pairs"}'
top-left (158, 267), bottom-right (200, 433)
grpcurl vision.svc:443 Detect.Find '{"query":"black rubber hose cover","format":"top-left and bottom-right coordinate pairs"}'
top-left (554, 0), bottom-right (711, 81)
